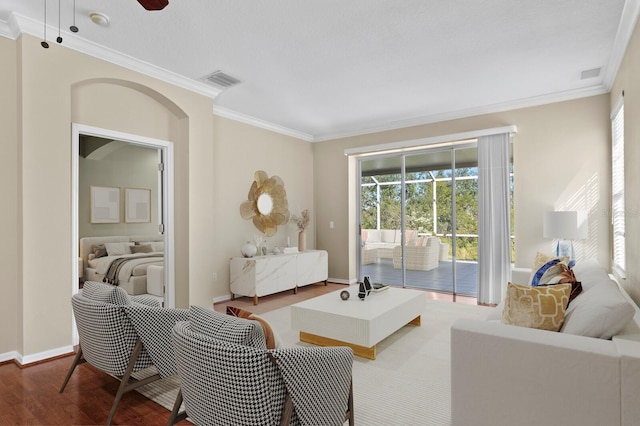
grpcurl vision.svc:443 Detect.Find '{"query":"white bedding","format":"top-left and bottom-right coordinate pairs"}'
top-left (88, 252), bottom-right (163, 275)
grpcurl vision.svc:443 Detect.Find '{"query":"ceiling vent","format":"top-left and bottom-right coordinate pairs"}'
top-left (203, 70), bottom-right (241, 89)
top-left (580, 67), bottom-right (601, 80)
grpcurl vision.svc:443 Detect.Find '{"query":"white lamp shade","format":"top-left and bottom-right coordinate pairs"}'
top-left (543, 211), bottom-right (588, 240)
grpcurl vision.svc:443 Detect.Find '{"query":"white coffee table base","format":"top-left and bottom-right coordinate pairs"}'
top-left (291, 287), bottom-right (426, 360)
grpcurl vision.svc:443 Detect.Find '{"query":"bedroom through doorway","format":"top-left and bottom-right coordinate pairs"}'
top-left (71, 124), bottom-right (176, 320)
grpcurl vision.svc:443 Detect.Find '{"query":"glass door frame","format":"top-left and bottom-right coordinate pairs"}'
top-left (356, 141), bottom-right (478, 295)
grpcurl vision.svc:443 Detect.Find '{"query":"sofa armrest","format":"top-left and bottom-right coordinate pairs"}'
top-left (510, 267), bottom-right (531, 285)
top-left (451, 318), bottom-right (620, 426)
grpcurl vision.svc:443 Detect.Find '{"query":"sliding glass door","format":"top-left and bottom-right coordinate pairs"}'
top-left (358, 143), bottom-right (481, 297)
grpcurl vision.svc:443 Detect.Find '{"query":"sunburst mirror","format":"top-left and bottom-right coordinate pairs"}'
top-left (240, 170), bottom-right (290, 236)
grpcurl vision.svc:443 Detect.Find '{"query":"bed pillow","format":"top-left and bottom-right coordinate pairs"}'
top-left (91, 244), bottom-right (108, 258)
top-left (150, 241), bottom-right (165, 252)
top-left (188, 306), bottom-right (266, 350)
top-left (130, 244), bottom-right (153, 254)
top-left (105, 242), bottom-right (133, 256)
top-left (502, 282), bottom-right (572, 332)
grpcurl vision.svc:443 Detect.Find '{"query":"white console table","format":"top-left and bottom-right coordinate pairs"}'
top-left (230, 250), bottom-right (328, 305)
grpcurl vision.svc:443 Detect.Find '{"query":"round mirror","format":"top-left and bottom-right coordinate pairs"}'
top-left (257, 193), bottom-right (274, 215)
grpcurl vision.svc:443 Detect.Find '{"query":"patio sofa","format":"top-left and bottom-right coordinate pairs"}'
top-left (451, 259), bottom-right (640, 426)
top-left (362, 229), bottom-right (417, 259)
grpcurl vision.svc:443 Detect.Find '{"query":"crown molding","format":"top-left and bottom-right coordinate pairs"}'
top-left (603, 0), bottom-right (640, 90)
top-left (213, 105), bottom-right (314, 141)
top-left (0, 13), bottom-right (21, 39)
top-left (4, 13), bottom-right (222, 99)
top-left (313, 84), bottom-right (609, 142)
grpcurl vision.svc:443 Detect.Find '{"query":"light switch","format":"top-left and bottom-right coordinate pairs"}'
top-left (329, 221), bottom-right (335, 229)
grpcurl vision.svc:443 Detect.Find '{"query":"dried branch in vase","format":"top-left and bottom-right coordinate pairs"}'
top-left (292, 209), bottom-right (310, 232)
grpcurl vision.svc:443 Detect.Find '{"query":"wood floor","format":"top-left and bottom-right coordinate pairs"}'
top-left (0, 281), bottom-right (476, 425)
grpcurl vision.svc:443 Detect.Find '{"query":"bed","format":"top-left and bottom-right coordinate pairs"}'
top-left (79, 235), bottom-right (164, 296)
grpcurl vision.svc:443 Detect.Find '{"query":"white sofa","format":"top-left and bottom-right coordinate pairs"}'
top-left (362, 229), bottom-right (417, 258)
top-left (451, 259), bottom-right (640, 426)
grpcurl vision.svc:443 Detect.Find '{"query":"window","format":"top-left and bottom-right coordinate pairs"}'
top-left (611, 95), bottom-right (625, 275)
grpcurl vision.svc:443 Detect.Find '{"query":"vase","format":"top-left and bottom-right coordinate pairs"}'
top-left (298, 230), bottom-right (306, 252)
top-left (241, 242), bottom-right (257, 258)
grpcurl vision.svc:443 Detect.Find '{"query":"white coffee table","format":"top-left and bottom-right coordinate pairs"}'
top-left (290, 287), bottom-right (426, 359)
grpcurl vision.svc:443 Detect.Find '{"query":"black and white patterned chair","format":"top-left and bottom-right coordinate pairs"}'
top-left (59, 281), bottom-right (186, 425)
top-left (123, 303), bottom-right (189, 424)
top-left (171, 307), bottom-right (354, 426)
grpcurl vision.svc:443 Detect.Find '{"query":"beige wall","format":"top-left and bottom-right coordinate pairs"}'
top-left (611, 17), bottom-right (640, 304)
top-left (315, 95), bottom-right (612, 287)
top-left (12, 34), bottom-right (215, 359)
top-left (212, 116), bottom-right (314, 296)
top-left (0, 36), bottom-right (19, 356)
top-left (79, 144), bottom-right (160, 237)
top-left (0, 33), bottom-right (312, 361)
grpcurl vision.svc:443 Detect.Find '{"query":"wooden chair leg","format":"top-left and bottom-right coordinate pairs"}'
top-left (59, 346), bottom-right (86, 393)
top-left (167, 389), bottom-right (188, 426)
top-left (106, 339), bottom-right (161, 425)
top-left (278, 392), bottom-right (295, 426)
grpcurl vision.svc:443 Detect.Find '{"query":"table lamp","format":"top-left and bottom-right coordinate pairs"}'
top-left (543, 211), bottom-right (588, 262)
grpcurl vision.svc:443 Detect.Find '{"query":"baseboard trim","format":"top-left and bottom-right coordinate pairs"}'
top-left (329, 277), bottom-right (356, 285)
top-left (212, 293), bottom-right (232, 304)
top-left (14, 345), bottom-right (75, 367)
top-left (0, 351), bottom-right (20, 364)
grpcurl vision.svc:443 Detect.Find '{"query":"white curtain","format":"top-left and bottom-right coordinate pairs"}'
top-left (477, 133), bottom-right (512, 305)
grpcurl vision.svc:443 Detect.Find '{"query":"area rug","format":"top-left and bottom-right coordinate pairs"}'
top-left (136, 299), bottom-right (493, 425)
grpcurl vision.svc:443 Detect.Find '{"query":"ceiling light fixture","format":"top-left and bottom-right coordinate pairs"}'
top-left (90, 12), bottom-right (110, 27)
top-left (41, 0), bottom-right (49, 48)
top-left (69, 0), bottom-right (78, 32)
top-left (56, 0), bottom-right (62, 44)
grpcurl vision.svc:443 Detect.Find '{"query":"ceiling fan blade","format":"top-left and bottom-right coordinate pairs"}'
top-left (137, 0), bottom-right (169, 10)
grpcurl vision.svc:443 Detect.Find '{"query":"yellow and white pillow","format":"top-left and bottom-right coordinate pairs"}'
top-left (502, 282), bottom-right (572, 331)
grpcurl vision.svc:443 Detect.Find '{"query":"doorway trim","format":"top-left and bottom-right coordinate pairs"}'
top-left (71, 123), bottom-right (176, 341)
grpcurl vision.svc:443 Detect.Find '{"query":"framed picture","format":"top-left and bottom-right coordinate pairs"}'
top-left (125, 187), bottom-right (151, 223)
top-left (91, 186), bottom-right (120, 223)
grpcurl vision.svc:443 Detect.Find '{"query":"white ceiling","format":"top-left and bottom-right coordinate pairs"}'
top-left (1, 1), bottom-right (638, 141)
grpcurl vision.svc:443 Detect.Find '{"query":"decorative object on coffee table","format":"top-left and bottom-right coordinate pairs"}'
top-left (240, 170), bottom-right (290, 237)
top-left (341, 290), bottom-right (350, 300)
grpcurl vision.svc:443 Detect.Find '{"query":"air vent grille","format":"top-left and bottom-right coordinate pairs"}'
top-left (580, 67), bottom-right (601, 80)
top-left (203, 70), bottom-right (241, 88)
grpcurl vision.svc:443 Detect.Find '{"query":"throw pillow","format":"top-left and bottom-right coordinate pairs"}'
top-left (561, 281), bottom-right (635, 339)
top-left (532, 261), bottom-right (583, 304)
top-left (105, 242), bottom-right (133, 256)
top-left (502, 282), bottom-right (572, 332)
top-left (91, 244), bottom-right (107, 258)
top-left (226, 306), bottom-right (281, 349)
top-left (188, 305), bottom-right (266, 350)
top-left (130, 244), bottom-right (153, 254)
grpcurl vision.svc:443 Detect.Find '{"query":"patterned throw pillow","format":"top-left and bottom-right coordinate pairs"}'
top-left (530, 252), bottom-right (583, 303)
top-left (502, 282), bottom-right (572, 331)
top-left (226, 306), bottom-right (279, 349)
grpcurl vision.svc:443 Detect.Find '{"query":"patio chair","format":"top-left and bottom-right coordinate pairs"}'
top-left (170, 307), bottom-right (354, 425)
top-left (59, 281), bottom-right (183, 425)
top-left (392, 236), bottom-right (440, 271)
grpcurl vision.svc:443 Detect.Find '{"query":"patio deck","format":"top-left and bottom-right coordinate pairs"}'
top-left (362, 258), bottom-right (478, 297)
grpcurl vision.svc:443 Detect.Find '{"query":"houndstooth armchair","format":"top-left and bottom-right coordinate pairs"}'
top-left (59, 281), bottom-right (187, 425)
top-left (171, 307), bottom-right (354, 426)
